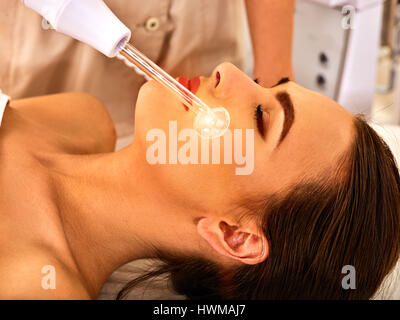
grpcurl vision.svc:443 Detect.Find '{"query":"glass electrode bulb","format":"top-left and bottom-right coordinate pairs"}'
top-left (118, 43), bottom-right (231, 139)
top-left (193, 107), bottom-right (230, 139)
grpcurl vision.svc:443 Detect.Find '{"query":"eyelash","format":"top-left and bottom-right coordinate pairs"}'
top-left (252, 77), bottom-right (289, 138)
top-left (254, 104), bottom-right (262, 120)
top-left (254, 105), bottom-right (265, 137)
top-left (253, 79), bottom-right (265, 137)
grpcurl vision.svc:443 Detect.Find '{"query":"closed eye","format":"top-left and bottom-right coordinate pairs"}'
top-left (252, 78), bottom-right (291, 140)
top-left (253, 79), bottom-right (268, 138)
top-left (254, 104), bottom-right (266, 138)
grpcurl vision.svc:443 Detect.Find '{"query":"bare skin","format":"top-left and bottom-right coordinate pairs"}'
top-left (0, 93), bottom-right (116, 299)
top-left (0, 63), bottom-right (354, 299)
top-left (0, 0), bottom-right (298, 298)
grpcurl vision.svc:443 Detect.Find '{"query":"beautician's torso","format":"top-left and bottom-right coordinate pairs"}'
top-left (0, 0), bottom-right (244, 138)
top-left (0, 93), bottom-right (115, 299)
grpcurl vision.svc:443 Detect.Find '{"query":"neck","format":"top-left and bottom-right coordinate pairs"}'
top-left (47, 140), bottom-right (199, 297)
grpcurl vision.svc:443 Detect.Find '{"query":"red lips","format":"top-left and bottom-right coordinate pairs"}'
top-left (178, 76), bottom-right (200, 111)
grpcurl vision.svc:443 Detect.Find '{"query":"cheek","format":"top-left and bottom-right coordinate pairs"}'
top-left (133, 81), bottom-right (258, 208)
top-left (134, 81), bottom-right (195, 140)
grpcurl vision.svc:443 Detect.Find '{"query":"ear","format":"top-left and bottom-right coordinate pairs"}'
top-left (196, 217), bottom-right (268, 265)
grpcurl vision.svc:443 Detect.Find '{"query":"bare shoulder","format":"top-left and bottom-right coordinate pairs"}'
top-left (0, 247), bottom-right (91, 300)
top-left (5, 92), bottom-right (116, 154)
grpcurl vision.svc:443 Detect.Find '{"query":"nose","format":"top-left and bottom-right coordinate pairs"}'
top-left (210, 62), bottom-right (261, 104)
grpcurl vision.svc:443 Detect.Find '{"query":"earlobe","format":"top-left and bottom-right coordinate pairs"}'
top-left (197, 217), bottom-right (269, 265)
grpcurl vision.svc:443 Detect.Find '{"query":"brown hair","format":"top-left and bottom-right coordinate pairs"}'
top-left (118, 116), bottom-right (400, 300)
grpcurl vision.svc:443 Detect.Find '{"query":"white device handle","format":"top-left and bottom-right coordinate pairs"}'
top-left (22, 0), bottom-right (131, 57)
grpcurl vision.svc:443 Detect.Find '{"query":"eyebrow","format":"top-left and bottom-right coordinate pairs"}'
top-left (275, 91), bottom-right (295, 146)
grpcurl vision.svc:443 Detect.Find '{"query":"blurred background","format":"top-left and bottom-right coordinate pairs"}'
top-left (373, 0), bottom-right (400, 125)
top-left (243, 0), bottom-right (400, 126)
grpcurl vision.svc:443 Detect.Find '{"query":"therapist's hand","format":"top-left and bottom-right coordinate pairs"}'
top-left (245, 0), bottom-right (295, 88)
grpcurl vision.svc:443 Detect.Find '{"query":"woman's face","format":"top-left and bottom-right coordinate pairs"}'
top-left (133, 62), bottom-right (354, 215)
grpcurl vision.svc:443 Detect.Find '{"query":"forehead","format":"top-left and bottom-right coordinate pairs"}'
top-left (266, 83), bottom-right (355, 184)
top-left (285, 83), bottom-right (354, 147)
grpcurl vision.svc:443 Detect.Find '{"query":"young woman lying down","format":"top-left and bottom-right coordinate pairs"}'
top-left (0, 62), bottom-right (398, 299)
